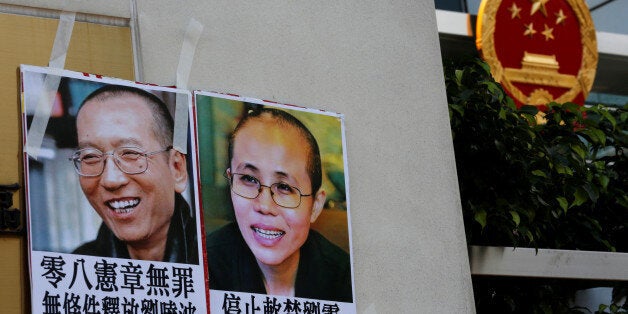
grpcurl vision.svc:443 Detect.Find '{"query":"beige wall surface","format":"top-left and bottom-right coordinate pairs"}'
top-left (0, 10), bottom-right (133, 313)
top-left (2, 0), bottom-right (475, 312)
top-left (136, 1), bottom-right (474, 312)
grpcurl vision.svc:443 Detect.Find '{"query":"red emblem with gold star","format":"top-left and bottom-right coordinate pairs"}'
top-left (476, 0), bottom-right (598, 108)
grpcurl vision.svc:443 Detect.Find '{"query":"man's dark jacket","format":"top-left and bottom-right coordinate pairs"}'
top-left (73, 193), bottom-right (198, 264)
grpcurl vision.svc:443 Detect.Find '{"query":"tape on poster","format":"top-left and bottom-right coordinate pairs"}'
top-left (25, 12), bottom-right (76, 159)
top-left (173, 18), bottom-right (203, 154)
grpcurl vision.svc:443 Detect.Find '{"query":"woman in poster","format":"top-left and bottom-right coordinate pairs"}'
top-left (205, 107), bottom-right (353, 303)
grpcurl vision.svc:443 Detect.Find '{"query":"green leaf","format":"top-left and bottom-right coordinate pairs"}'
top-left (598, 175), bottom-right (610, 190)
top-left (594, 129), bottom-right (607, 146)
top-left (581, 128), bottom-right (607, 146)
top-left (474, 209), bottom-right (487, 229)
top-left (519, 105), bottom-right (539, 116)
top-left (599, 108), bottom-right (617, 129)
top-left (588, 217), bottom-right (603, 231)
top-left (509, 211), bottom-right (521, 226)
top-left (593, 160), bottom-right (606, 171)
top-left (610, 303), bottom-right (619, 312)
top-left (553, 112), bottom-right (562, 124)
top-left (555, 164), bottom-right (573, 176)
top-left (454, 69), bottom-right (463, 85)
top-left (572, 188), bottom-right (588, 207)
top-left (476, 59), bottom-right (491, 74)
top-left (582, 183), bottom-right (599, 203)
top-left (532, 169), bottom-right (547, 178)
top-left (562, 102), bottom-right (580, 112)
top-left (449, 103), bottom-right (464, 116)
top-left (498, 107), bottom-right (506, 120)
top-left (523, 208), bottom-right (535, 222)
top-left (521, 113), bottom-right (537, 125)
top-left (525, 230), bottom-right (534, 242)
top-left (557, 197), bottom-right (568, 213)
top-left (570, 144), bottom-right (587, 160)
top-left (482, 81), bottom-right (504, 101)
top-left (505, 96), bottom-right (516, 110)
top-left (537, 195), bottom-right (549, 206)
top-left (618, 194), bottom-right (628, 208)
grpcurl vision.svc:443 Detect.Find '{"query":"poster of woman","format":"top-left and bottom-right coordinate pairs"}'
top-left (195, 91), bottom-right (356, 313)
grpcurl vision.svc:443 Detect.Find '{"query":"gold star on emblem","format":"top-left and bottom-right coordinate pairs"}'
top-left (555, 9), bottom-right (567, 25)
top-left (530, 0), bottom-right (549, 17)
top-left (524, 23), bottom-right (537, 37)
top-left (508, 3), bottom-right (522, 19)
top-left (542, 24), bottom-right (554, 40)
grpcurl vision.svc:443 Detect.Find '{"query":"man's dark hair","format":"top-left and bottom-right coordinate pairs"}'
top-left (77, 84), bottom-right (174, 147)
top-left (228, 107), bottom-right (323, 194)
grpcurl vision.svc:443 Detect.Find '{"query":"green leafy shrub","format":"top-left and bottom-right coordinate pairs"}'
top-left (444, 58), bottom-right (628, 251)
top-left (444, 57), bottom-right (628, 313)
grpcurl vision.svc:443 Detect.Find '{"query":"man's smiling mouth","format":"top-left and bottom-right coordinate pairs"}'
top-left (252, 226), bottom-right (285, 239)
top-left (107, 198), bottom-right (140, 214)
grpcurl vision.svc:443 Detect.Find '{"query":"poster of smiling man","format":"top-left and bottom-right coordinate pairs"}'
top-left (21, 65), bottom-right (207, 313)
top-left (195, 91), bottom-right (356, 313)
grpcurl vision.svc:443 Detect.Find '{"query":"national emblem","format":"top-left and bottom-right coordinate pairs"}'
top-left (476, 0), bottom-right (598, 109)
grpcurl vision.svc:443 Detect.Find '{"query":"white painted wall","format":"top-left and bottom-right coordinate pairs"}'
top-left (6, 0), bottom-right (476, 312)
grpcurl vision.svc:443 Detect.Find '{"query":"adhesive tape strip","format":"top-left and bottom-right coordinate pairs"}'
top-left (25, 12), bottom-right (76, 159)
top-left (49, 12), bottom-right (76, 68)
top-left (173, 18), bottom-right (204, 154)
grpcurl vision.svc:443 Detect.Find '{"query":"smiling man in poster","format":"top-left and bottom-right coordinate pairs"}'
top-left (71, 85), bottom-right (198, 264)
top-left (22, 66), bottom-right (207, 314)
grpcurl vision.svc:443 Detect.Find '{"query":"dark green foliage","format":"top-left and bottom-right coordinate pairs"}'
top-left (474, 277), bottom-right (628, 314)
top-left (444, 58), bottom-right (628, 251)
top-left (444, 57), bottom-right (628, 313)
top-left (474, 277), bottom-right (593, 314)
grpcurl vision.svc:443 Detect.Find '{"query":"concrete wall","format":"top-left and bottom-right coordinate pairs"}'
top-left (2, 0), bottom-right (475, 312)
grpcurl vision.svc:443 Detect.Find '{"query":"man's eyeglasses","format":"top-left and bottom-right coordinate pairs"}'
top-left (226, 172), bottom-right (312, 208)
top-left (70, 146), bottom-right (172, 177)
